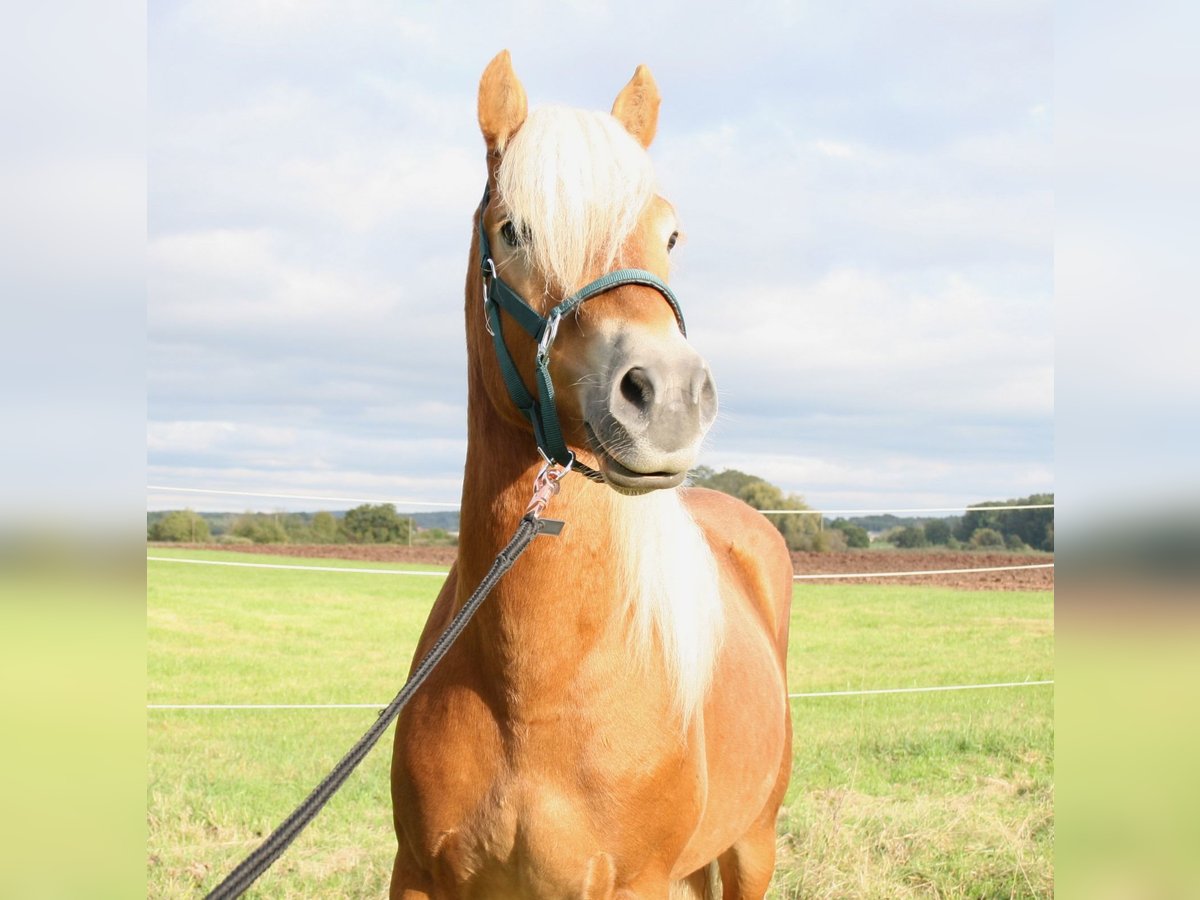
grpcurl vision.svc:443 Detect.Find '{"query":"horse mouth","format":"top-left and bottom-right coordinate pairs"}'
top-left (584, 424), bottom-right (688, 493)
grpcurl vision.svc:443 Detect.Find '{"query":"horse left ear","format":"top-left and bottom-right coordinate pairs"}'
top-left (611, 64), bottom-right (661, 149)
top-left (478, 50), bottom-right (528, 156)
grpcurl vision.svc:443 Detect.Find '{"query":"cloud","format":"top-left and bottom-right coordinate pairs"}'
top-left (692, 267), bottom-right (1051, 419)
top-left (147, 1), bottom-right (1053, 511)
top-left (701, 447), bottom-right (1054, 511)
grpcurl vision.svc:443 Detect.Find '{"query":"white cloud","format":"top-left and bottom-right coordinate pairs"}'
top-left (277, 143), bottom-right (479, 233)
top-left (692, 266), bottom-right (1051, 421)
top-left (150, 228), bottom-right (390, 325)
top-left (148, 1), bottom-right (1052, 511)
top-left (147, 420), bottom-right (241, 453)
top-left (171, 0), bottom-right (435, 49)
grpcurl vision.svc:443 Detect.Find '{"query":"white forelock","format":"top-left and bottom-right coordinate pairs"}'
top-left (496, 106), bottom-right (657, 295)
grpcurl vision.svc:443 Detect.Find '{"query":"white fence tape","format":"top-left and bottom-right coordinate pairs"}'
top-left (793, 563), bottom-right (1054, 580)
top-left (788, 679), bottom-right (1053, 698)
top-left (146, 680), bottom-right (1054, 711)
top-left (147, 556), bottom-right (1052, 581)
top-left (760, 504), bottom-right (1054, 515)
top-left (146, 556), bottom-right (446, 577)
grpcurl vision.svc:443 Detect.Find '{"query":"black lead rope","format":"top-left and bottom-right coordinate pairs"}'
top-left (204, 509), bottom-right (555, 899)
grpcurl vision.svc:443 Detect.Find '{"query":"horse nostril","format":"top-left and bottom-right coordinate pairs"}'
top-left (694, 366), bottom-right (717, 419)
top-left (619, 367), bottom-right (655, 412)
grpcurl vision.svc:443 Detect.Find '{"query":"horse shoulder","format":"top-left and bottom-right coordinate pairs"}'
top-left (408, 564), bottom-right (460, 666)
top-left (681, 487), bottom-right (792, 657)
top-left (392, 565), bottom-right (513, 874)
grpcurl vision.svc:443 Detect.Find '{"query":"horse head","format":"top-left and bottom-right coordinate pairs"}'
top-left (473, 51), bottom-right (717, 494)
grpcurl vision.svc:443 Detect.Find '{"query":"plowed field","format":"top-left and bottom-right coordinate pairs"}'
top-left (157, 543), bottom-right (1052, 591)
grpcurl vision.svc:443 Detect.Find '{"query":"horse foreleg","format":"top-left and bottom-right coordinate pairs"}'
top-left (717, 694), bottom-right (792, 900)
top-left (715, 819), bottom-right (777, 900)
top-left (669, 863), bottom-right (718, 900)
top-left (389, 848), bottom-right (437, 900)
top-left (717, 732), bottom-right (790, 900)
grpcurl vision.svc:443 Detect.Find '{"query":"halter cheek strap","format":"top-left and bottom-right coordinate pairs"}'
top-left (477, 185), bottom-right (687, 470)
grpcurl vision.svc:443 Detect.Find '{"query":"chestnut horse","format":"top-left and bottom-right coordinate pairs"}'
top-left (390, 51), bottom-right (793, 900)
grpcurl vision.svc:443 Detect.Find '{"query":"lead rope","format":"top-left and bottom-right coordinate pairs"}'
top-left (203, 462), bottom-right (569, 900)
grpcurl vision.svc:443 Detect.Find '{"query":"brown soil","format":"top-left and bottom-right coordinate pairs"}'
top-left (156, 543), bottom-right (1052, 591)
top-left (789, 549), bottom-right (1053, 591)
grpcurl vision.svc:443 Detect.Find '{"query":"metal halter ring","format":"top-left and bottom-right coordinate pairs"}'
top-left (526, 451), bottom-right (573, 518)
top-left (481, 257), bottom-right (498, 336)
top-left (536, 311), bottom-right (562, 360)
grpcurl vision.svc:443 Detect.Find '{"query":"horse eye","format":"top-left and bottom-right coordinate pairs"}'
top-left (500, 220), bottom-right (522, 247)
top-left (667, 231), bottom-right (679, 252)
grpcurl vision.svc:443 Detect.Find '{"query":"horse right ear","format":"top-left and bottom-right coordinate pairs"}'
top-left (478, 50), bottom-right (527, 156)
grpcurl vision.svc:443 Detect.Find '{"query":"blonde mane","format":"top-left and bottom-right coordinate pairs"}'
top-left (605, 488), bottom-right (724, 728)
top-left (496, 105), bottom-right (656, 295)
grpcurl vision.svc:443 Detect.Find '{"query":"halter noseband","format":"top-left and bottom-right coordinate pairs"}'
top-left (477, 185), bottom-right (687, 472)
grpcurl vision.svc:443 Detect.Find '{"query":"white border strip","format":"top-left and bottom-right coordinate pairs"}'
top-left (788, 679), bottom-right (1053, 698)
top-left (146, 680), bottom-right (1054, 710)
top-left (793, 563), bottom-right (1054, 580)
top-left (146, 556), bottom-right (447, 577)
top-left (146, 485), bottom-right (461, 508)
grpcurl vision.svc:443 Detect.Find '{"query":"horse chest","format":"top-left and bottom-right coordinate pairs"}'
top-left (415, 707), bottom-right (705, 897)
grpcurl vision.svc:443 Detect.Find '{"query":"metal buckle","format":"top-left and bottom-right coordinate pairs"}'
top-left (536, 310), bottom-right (561, 361)
top-left (481, 258), bottom-right (497, 336)
top-left (525, 450), bottom-right (573, 519)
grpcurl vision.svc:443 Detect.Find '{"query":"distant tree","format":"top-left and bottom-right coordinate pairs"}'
top-left (691, 467), bottom-right (762, 498)
top-left (742, 483), bottom-right (823, 551)
top-left (957, 494), bottom-right (1054, 550)
top-left (923, 519), bottom-right (952, 545)
top-left (821, 528), bottom-right (848, 552)
top-left (411, 527), bottom-right (445, 545)
top-left (148, 509), bottom-right (210, 543)
top-left (232, 513), bottom-right (289, 544)
top-left (282, 514), bottom-right (314, 543)
top-left (311, 511), bottom-right (340, 543)
top-left (892, 525), bottom-right (929, 549)
top-left (1005, 533), bottom-right (1028, 551)
top-left (342, 503), bottom-right (411, 544)
top-left (969, 527), bottom-right (1005, 549)
top-left (830, 519), bottom-right (870, 549)
top-left (691, 467), bottom-right (822, 551)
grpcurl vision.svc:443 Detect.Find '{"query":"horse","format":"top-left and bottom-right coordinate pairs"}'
top-left (389, 51), bottom-right (794, 900)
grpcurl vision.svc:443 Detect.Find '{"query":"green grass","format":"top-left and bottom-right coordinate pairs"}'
top-left (147, 550), bottom-right (1053, 897)
top-left (778, 586), bottom-right (1052, 898)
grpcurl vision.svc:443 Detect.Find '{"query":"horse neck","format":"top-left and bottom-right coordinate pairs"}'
top-left (456, 364), bottom-right (725, 727)
top-left (454, 263), bottom-right (724, 723)
top-left (456, 358), bottom-right (609, 606)
top-left (455, 362), bottom-right (622, 688)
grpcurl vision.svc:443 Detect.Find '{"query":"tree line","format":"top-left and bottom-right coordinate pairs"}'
top-left (147, 504), bottom-right (456, 546)
top-left (688, 466), bottom-right (836, 552)
top-left (148, 479), bottom-right (1052, 554)
top-left (871, 493), bottom-right (1054, 551)
top-left (689, 467), bottom-right (1052, 553)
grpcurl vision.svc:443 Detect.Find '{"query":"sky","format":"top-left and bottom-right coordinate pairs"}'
top-left (147, 0), bottom-right (1053, 515)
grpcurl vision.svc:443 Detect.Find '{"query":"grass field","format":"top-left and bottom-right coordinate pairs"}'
top-left (147, 548), bottom-right (1053, 898)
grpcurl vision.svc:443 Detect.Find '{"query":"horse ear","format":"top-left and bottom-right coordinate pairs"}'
top-left (478, 50), bottom-right (528, 156)
top-left (611, 64), bottom-right (661, 149)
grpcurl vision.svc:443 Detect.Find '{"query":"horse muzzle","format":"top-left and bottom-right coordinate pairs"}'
top-left (584, 336), bottom-right (718, 492)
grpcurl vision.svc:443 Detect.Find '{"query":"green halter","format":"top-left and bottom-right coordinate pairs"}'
top-left (477, 185), bottom-right (687, 470)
